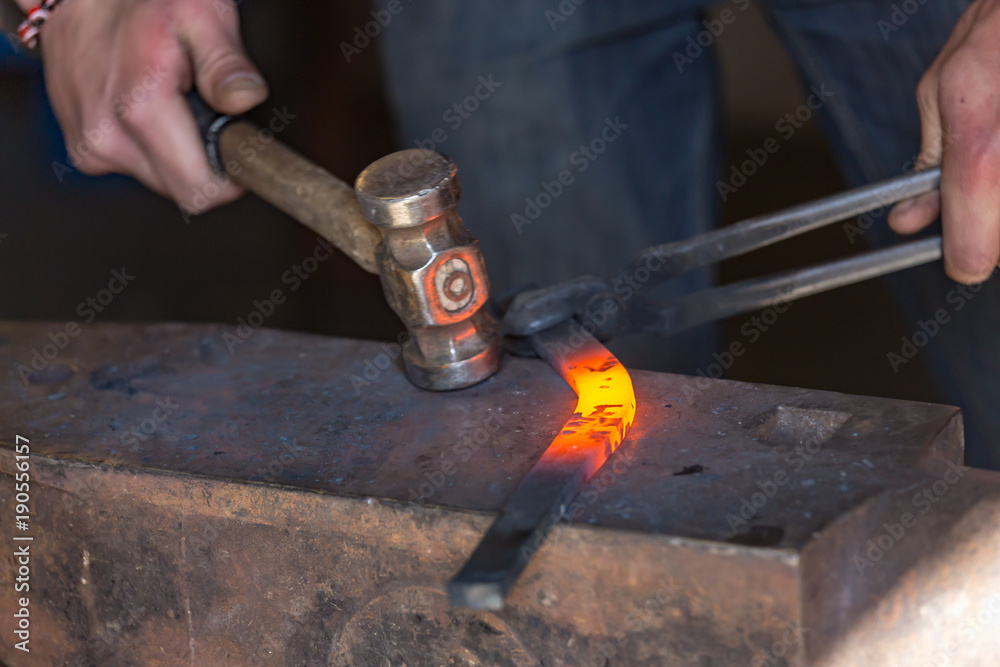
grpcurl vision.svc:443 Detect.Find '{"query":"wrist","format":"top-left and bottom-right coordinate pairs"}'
top-left (8, 0), bottom-right (67, 48)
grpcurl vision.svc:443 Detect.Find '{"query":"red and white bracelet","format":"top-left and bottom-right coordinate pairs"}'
top-left (17, 0), bottom-right (64, 48)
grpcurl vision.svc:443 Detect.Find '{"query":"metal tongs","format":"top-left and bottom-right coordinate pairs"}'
top-left (502, 168), bottom-right (945, 342)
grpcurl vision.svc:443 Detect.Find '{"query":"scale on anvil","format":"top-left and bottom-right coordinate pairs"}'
top-left (3, 97), bottom-right (1000, 665)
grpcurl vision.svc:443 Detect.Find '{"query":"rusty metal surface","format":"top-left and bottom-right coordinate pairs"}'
top-left (0, 321), bottom-right (998, 665)
top-left (0, 321), bottom-right (963, 546)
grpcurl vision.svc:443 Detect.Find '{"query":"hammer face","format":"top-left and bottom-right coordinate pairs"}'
top-left (356, 149), bottom-right (502, 391)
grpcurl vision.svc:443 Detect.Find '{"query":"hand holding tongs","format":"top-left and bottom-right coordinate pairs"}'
top-left (502, 168), bottom-right (946, 342)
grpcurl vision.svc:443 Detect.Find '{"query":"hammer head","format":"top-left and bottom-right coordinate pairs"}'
top-left (355, 149), bottom-right (502, 391)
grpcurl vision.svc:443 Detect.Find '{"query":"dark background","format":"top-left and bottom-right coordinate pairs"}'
top-left (0, 3), bottom-right (940, 406)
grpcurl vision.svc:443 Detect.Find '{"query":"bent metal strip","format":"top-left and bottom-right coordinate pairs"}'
top-left (448, 319), bottom-right (636, 609)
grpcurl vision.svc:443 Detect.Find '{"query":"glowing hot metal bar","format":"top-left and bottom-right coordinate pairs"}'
top-left (448, 320), bottom-right (636, 610)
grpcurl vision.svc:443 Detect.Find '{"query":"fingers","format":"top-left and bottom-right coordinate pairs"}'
top-left (176, 0), bottom-right (268, 116)
top-left (120, 86), bottom-right (245, 211)
top-left (75, 138), bottom-right (170, 197)
top-left (915, 70), bottom-right (945, 171)
top-left (888, 191), bottom-right (941, 234)
top-left (887, 17), bottom-right (970, 236)
top-left (889, 81), bottom-right (946, 234)
top-left (887, 65), bottom-right (944, 235)
top-left (888, 1), bottom-right (1000, 284)
top-left (38, 0), bottom-right (259, 211)
top-left (937, 51), bottom-right (1000, 284)
top-left (116, 0), bottom-right (254, 210)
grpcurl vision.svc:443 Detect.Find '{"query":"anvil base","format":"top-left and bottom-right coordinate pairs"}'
top-left (1, 322), bottom-right (999, 666)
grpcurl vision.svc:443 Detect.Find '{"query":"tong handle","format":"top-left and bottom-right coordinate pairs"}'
top-left (651, 236), bottom-right (943, 336)
top-left (618, 168), bottom-right (941, 283)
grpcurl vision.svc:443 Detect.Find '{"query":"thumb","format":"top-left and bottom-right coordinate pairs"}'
top-left (181, 7), bottom-right (268, 115)
top-left (888, 68), bottom-right (944, 235)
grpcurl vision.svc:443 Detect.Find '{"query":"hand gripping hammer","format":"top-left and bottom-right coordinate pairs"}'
top-left (189, 93), bottom-right (502, 391)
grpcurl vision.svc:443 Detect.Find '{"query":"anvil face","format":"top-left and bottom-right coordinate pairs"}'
top-left (1, 322), bottom-right (999, 666)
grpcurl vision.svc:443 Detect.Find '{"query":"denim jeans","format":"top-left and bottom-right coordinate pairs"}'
top-left (376, 0), bottom-right (997, 467)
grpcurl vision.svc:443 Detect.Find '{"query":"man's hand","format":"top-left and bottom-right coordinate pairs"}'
top-left (888, 0), bottom-right (1000, 284)
top-left (25, 0), bottom-right (268, 212)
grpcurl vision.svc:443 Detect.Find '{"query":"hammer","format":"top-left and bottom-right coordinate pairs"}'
top-left (188, 93), bottom-right (501, 390)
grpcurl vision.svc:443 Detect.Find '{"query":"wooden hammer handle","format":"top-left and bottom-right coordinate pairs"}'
top-left (188, 92), bottom-right (382, 274)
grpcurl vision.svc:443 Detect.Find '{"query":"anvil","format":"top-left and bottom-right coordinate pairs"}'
top-left (1, 321), bottom-right (1000, 666)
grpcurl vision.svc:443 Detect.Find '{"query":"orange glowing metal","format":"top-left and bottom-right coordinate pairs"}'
top-left (537, 342), bottom-right (636, 468)
top-left (449, 321), bottom-right (637, 610)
